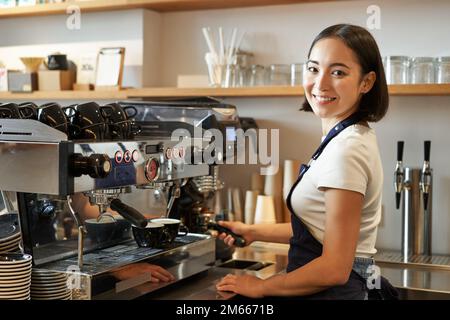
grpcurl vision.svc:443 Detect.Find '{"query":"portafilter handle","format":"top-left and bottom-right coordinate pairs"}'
top-left (109, 198), bottom-right (147, 228)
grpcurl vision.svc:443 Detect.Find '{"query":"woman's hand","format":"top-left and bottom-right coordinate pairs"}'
top-left (216, 221), bottom-right (254, 247)
top-left (113, 263), bottom-right (176, 283)
top-left (216, 274), bottom-right (265, 298)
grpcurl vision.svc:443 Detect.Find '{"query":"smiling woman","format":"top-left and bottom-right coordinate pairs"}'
top-left (215, 24), bottom-right (397, 300)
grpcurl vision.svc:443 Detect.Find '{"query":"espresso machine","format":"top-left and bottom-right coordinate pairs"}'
top-left (0, 98), bottom-right (242, 300)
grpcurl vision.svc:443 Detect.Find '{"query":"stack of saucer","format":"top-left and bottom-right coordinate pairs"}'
top-left (0, 213), bottom-right (21, 253)
top-left (0, 253), bottom-right (32, 300)
top-left (31, 270), bottom-right (71, 300)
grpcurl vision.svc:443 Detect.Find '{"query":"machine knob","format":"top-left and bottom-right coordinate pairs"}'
top-left (72, 153), bottom-right (112, 178)
top-left (144, 157), bottom-right (160, 182)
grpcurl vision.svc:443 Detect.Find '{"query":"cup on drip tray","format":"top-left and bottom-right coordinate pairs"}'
top-left (132, 222), bottom-right (168, 248)
top-left (150, 218), bottom-right (189, 245)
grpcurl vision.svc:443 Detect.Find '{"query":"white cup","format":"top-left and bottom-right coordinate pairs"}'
top-left (254, 195), bottom-right (276, 224)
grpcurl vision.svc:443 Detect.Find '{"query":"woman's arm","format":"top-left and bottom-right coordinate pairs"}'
top-left (218, 221), bottom-right (292, 245)
top-left (217, 188), bottom-right (363, 297)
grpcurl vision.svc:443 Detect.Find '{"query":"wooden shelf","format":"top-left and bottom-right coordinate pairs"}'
top-left (128, 84), bottom-right (450, 98)
top-left (127, 86), bottom-right (304, 98)
top-left (1, 84), bottom-right (450, 100)
top-left (387, 84), bottom-right (450, 96)
top-left (0, 0), bottom-right (333, 18)
top-left (0, 90), bottom-right (128, 100)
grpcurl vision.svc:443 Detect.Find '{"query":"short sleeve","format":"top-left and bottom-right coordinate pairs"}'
top-left (316, 136), bottom-right (369, 196)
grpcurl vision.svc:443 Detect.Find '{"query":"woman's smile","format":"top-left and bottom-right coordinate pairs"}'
top-left (312, 94), bottom-right (338, 105)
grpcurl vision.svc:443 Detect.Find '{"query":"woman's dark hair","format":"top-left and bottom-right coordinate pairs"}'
top-left (301, 24), bottom-right (389, 122)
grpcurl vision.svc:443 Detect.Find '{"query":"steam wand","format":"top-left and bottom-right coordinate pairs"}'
top-left (67, 195), bottom-right (87, 269)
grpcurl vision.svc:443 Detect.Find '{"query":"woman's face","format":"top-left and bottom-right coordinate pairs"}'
top-left (304, 37), bottom-right (372, 121)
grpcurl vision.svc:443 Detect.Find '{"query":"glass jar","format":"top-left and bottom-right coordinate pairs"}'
top-left (384, 56), bottom-right (410, 84)
top-left (410, 57), bottom-right (435, 84)
top-left (435, 56), bottom-right (450, 84)
top-left (268, 64), bottom-right (290, 85)
top-left (249, 65), bottom-right (266, 86)
top-left (290, 63), bottom-right (304, 86)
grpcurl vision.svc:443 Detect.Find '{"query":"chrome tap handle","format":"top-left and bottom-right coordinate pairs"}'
top-left (394, 141), bottom-right (405, 209)
top-left (420, 140), bottom-right (432, 210)
top-left (424, 140), bottom-right (431, 162)
top-left (397, 141), bottom-right (404, 162)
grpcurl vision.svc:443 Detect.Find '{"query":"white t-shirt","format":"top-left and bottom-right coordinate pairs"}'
top-left (290, 124), bottom-right (383, 258)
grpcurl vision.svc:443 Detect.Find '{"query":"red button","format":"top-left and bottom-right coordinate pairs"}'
top-left (124, 150), bottom-right (132, 163)
top-left (115, 151), bottom-right (123, 164)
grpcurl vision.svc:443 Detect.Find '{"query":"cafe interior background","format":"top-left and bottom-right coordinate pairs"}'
top-left (0, 0), bottom-right (450, 300)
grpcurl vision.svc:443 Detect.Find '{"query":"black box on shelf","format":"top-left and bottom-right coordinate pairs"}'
top-left (7, 71), bottom-right (38, 92)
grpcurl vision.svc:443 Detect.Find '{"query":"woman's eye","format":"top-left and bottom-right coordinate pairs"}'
top-left (307, 66), bottom-right (318, 73)
top-left (332, 70), bottom-right (346, 76)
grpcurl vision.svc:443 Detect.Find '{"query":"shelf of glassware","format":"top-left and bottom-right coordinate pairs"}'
top-left (127, 84), bottom-right (450, 98)
top-left (1, 84), bottom-right (450, 100)
top-left (0, 0), bottom-right (331, 18)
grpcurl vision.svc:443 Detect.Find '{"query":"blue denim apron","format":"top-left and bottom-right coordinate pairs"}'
top-left (285, 113), bottom-right (373, 300)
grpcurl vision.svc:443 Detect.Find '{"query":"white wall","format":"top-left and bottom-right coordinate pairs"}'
top-left (0, 9), bottom-right (147, 87)
top-left (158, 0), bottom-right (450, 254)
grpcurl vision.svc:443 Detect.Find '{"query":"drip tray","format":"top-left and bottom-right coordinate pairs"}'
top-left (217, 259), bottom-right (273, 271)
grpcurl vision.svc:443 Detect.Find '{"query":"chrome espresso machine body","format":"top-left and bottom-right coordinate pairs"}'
top-left (0, 98), bottom-right (242, 300)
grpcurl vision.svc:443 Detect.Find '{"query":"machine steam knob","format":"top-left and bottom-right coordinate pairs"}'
top-left (72, 153), bottom-right (112, 178)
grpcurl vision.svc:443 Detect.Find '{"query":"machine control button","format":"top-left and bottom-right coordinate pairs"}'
top-left (115, 151), bottom-right (123, 164)
top-left (178, 147), bottom-right (186, 159)
top-left (132, 150), bottom-right (139, 162)
top-left (172, 147), bottom-right (179, 159)
top-left (165, 148), bottom-right (173, 160)
top-left (124, 150), bottom-right (132, 163)
top-left (144, 158), bottom-right (160, 182)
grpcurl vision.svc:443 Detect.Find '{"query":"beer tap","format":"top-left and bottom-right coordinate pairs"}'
top-left (419, 141), bottom-right (432, 211)
top-left (394, 141), bottom-right (404, 209)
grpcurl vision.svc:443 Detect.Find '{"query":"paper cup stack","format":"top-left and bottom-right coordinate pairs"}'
top-left (254, 195), bottom-right (276, 224)
top-left (0, 213), bottom-right (21, 254)
top-left (244, 190), bottom-right (259, 224)
top-left (0, 253), bottom-right (32, 300)
top-left (31, 269), bottom-right (72, 300)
